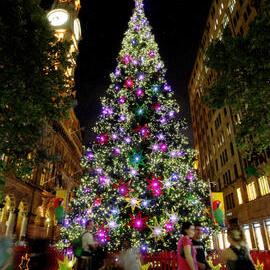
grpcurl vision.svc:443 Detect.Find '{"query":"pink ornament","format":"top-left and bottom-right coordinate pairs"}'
top-left (165, 222), bottom-right (174, 233)
top-left (96, 226), bottom-right (110, 244)
top-left (136, 88), bottom-right (144, 98)
top-left (130, 212), bottom-right (147, 231)
top-left (118, 183), bottom-right (129, 196)
top-left (147, 176), bottom-right (163, 197)
top-left (96, 133), bottom-right (109, 145)
top-left (159, 143), bottom-right (168, 153)
top-left (122, 55), bottom-right (132, 65)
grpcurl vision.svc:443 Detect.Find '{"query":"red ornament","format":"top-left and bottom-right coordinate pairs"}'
top-left (96, 133), bottom-right (109, 145)
top-left (94, 198), bottom-right (102, 207)
top-left (114, 180), bottom-right (130, 197)
top-left (134, 124), bottom-right (150, 139)
top-left (147, 176), bottom-right (163, 197)
top-left (124, 78), bottom-right (134, 89)
top-left (130, 212), bottom-right (148, 231)
top-left (152, 103), bottom-right (161, 112)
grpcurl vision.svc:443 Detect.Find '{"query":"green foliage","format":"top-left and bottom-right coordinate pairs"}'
top-left (0, 0), bottom-right (74, 178)
top-left (203, 0), bottom-right (270, 157)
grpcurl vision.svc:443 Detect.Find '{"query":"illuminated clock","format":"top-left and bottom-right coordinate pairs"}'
top-left (73, 18), bottom-right (81, 40)
top-left (47, 9), bottom-right (69, 27)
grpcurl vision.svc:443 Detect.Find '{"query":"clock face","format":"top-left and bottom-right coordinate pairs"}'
top-left (47, 9), bottom-right (69, 27)
top-left (73, 18), bottom-right (81, 40)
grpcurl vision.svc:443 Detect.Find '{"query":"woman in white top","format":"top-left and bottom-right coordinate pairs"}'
top-left (119, 240), bottom-right (141, 270)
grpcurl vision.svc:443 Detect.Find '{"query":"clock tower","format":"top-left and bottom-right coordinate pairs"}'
top-left (47, 0), bottom-right (81, 50)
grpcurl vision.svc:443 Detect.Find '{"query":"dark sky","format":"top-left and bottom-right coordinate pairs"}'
top-left (75, 0), bottom-right (212, 144)
top-left (44, 0), bottom-right (212, 144)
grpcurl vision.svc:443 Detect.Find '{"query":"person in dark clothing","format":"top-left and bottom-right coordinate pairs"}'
top-left (221, 224), bottom-right (256, 270)
top-left (192, 223), bottom-right (211, 270)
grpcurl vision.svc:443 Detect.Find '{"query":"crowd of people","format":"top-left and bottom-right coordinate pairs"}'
top-left (78, 220), bottom-right (257, 270)
top-left (0, 220), bottom-right (257, 270)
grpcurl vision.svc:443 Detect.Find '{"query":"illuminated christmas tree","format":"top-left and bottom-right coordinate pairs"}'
top-left (60, 0), bottom-right (212, 252)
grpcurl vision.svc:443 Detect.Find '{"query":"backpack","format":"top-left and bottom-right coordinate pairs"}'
top-left (72, 233), bottom-right (86, 258)
top-left (230, 246), bottom-right (256, 270)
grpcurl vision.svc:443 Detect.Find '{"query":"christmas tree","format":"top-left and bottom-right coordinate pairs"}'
top-left (60, 0), bottom-right (212, 252)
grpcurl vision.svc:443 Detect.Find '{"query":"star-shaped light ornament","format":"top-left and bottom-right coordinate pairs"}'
top-left (148, 217), bottom-right (165, 241)
top-left (128, 150), bottom-right (145, 168)
top-left (57, 256), bottom-right (77, 270)
top-left (125, 197), bottom-right (141, 212)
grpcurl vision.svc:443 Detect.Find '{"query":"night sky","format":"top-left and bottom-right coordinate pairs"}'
top-left (44, 0), bottom-right (212, 144)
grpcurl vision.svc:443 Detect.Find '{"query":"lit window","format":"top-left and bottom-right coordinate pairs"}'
top-left (218, 232), bottom-right (224, 249)
top-left (243, 225), bottom-right (253, 249)
top-left (258, 176), bottom-right (270, 196)
top-left (247, 182), bottom-right (257, 201)
top-left (237, 188), bottom-right (243, 204)
top-left (223, 230), bottom-right (230, 248)
top-left (253, 223), bottom-right (265, 250)
top-left (265, 220), bottom-right (270, 245)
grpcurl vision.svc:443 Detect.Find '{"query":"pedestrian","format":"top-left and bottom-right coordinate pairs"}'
top-left (177, 222), bottom-right (198, 270)
top-left (221, 224), bottom-right (256, 270)
top-left (119, 239), bottom-right (141, 270)
top-left (192, 222), bottom-right (212, 270)
top-left (80, 220), bottom-right (98, 270)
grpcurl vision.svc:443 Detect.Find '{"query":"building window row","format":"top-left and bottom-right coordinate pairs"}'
top-left (225, 192), bottom-right (235, 210)
top-left (223, 169), bottom-right (232, 186)
top-left (215, 113), bottom-right (222, 130)
top-left (220, 149), bottom-right (228, 166)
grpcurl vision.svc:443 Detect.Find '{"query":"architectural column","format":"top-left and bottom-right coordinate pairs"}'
top-left (19, 212), bottom-right (28, 239)
top-left (5, 209), bottom-right (17, 237)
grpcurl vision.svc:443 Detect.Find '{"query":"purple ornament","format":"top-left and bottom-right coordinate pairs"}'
top-left (157, 133), bottom-right (165, 141)
top-left (177, 150), bottom-right (185, 157)
top-left (99, 175), bottom-right (110, 186)
top-left (96, 168), bottom-right (103, 174)
top-left (118, 96), bottom-right (126, 104)
top-left (138, 73), bottom-right (145, 81)
top-left (171, 173), bottom-right (179, 181)
top-left (170, 151), bottom-right (177, 158)
top-left (160, 116), bottom-right (167, 125)
top-left (134, 25), bottom-right (141, 31)
top-left (186, 170), bottom-right (195, 182)
top-left (119, 114), bottom-right (126, 122)
top-left (164, 83), bottom-right (172, 92)
top-left (132, 59), bottom-right (139, 66)
top-left (149, 50), bottom-right (156, 58)
top-left (115, 68), bottom-right (121, 77)
top-left (168, 111), bottom-right (175, 118)
top-left (152, 144), bottom-right (159, 152)
top-left (102, 106), bottom-right (113, 116)
top-left (112, 133), bottom-right (118, 140)
top-left (86, 151), bottom-right (94, 161)
top-left (113, 147), bottom-right (121, 156)
top-left (124, 137), bottom-right (132, 144)
top-left (115, 84), bottom-right (120, 91)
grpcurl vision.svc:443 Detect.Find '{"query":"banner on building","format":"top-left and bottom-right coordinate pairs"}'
top-left (211, 192), bottom-right (225, 227)
top-left (55, 188), bottom-right (68, 209)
